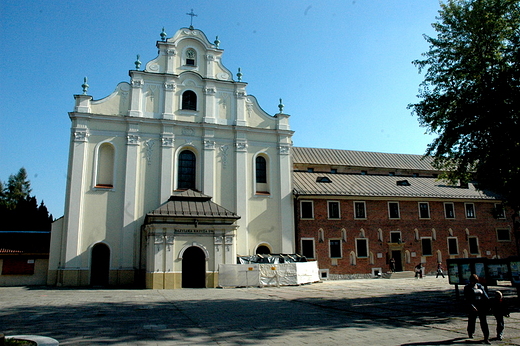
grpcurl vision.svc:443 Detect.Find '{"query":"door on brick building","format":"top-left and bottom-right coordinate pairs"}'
top-left (182, 246), bottom-right (206, 288)
top-left (391, 250), bottom-right (403, 272)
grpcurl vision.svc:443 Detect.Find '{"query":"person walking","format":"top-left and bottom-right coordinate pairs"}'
top-left (464, 274), bottom-right (490, 344)
top-left (436, 262), bottom-right (445, 278)
top-left (491, 291), bottom-right (509, 340)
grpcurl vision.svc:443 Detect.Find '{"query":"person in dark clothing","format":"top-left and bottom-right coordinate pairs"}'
top-left (436, 262), bottom-right (445, 278)
top-left (464, 274), bottom-right (490, 344)
top-left (389, 258), bottom-right (396, 273)
top-left (491, 291), bottom-right (509, 340)
top-left (414, 262), bottom-right (423, 279)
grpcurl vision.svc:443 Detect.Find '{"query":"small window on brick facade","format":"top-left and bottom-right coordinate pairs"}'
top-left (356, 238), bottom-right (368, 258)
top-left (468, 237), bottom-right (479, 255)
top-left (444, 202), bottom-right (455, 219)
top-left (448, 237), bottom-right (458, 255)
top-left (496, 228), bottom-right (511, 242)
top-left (419, 202), bottom-right (430, 219)
top-left (465, 203), bottom-right (476, 219)
top-left (301, 238), bottom-right (315, 259)
top-left (354, 201), bottom-right (366, 219)
top-left (421, 238), bottom-right (433, 256)
top-left (388, 202), bottom-right (400, 219)
top-left (328, 201), bottom-right (340, 219)
top-left (329, 239), bottom-right (342, 258)
top-left (300, 201), bottom-right (314, 219)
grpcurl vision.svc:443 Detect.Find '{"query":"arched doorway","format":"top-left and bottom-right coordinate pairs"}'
top-left (91, 243), bottom-right (110, 286)
top-left (256, 245), bottom-right (271, 255)
top-left (182, 246), bottom-right (206, 288)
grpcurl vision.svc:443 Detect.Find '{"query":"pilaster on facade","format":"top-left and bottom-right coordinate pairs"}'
top-left (202, 129), bottom-right (216, 198)
top-left (121, 123), bottom-right (140, 268)
top-left (160, 128), bottom-right (175, 203)
top-left (162, 79), bottom-right (176, 120)
top-left (234, 132), bottom-right (249, 255)
top-left (205, 54), bottom-right (215, 79)
top-left (128, 75), bottom-right (144, 117)
top-left (203, 82), bottom-right (217, 124)
top-left (234, 85), bottom-right (247, 127)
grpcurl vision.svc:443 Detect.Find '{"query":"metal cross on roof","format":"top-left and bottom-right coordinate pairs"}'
top-left (186, 9), bottom-right (197, 29)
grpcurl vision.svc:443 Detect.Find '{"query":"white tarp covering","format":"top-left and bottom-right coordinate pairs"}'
top-left (218, 261), bottom-right (320, 288)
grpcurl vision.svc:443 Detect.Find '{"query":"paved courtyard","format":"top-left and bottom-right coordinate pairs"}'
top-left (1, 277), bottom-right (519, 345)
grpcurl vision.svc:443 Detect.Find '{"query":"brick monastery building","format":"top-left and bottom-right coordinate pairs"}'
top-left (292, 147), bottom-right (516, 280)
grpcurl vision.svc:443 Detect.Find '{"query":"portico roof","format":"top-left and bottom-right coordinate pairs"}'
top-left (146, 189), bottom-right (240, 223)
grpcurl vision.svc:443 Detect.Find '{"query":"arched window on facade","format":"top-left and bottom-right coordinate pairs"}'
top-left (255, 155), bottom-right (269, 194)
top-left (177, 150), bottom-right (196, 190)
top-left (95, 143), bottom-right (115, 188)
top-left (185, 48), bottom-right (196, 66)
top-left (181, 90), bottom-right (197, 111)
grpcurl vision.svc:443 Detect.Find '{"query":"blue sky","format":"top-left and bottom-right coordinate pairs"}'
top-left (0, 0), bottom-right (441, 218)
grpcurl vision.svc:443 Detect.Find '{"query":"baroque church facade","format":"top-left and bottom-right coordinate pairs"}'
top-left (48, 27), bottom-right (294, 288)
top-left (48, 25), bottom-right (517, 289)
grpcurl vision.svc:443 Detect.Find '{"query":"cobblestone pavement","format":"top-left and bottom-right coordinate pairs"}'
top-left (1, 277), bottom-right (519, 346)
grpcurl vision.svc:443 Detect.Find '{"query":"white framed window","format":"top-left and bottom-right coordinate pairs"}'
top-left (301, 238), bottom-right (315, 259)
top-left (447, 237), bottom-right (459, 255)
top-left (329, 239), bottom-right (342, 259)
top-left (300, 200), bottom-right (314, 219)
top-left (254, 154), bottom-right (269, 194)
top-left (494, 203), bottom-right (506, 219)
top-left (496, 228), bottom-right (511, 242)
top-left (421, 237), bottom-right (433, 256)
top-left (354, 201), bottom-right (366, 219)
top-left (327, 201), bottom-right (340, 219)
top-left (468, 236), bottom-right (479, 255)
top-left (388, 201), bottom-right (400, 219)
top-left (355, 238), bottom-right (369, 258)
top-left (94, 142), bottom-right (116, 189)
top-left (444, 202), bottom-right (455, 219)
top-left (418, 202), bottom-right (430, 219)
top-left (390, 231), bottom-right (401, 243)
top-left (465, 203), bottom-right (476, 219)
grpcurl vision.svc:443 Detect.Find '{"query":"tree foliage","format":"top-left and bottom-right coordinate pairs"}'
top-left (409, 0), bottom-right (520, 211)
top-left (0, 168), bottom-right (53, 232)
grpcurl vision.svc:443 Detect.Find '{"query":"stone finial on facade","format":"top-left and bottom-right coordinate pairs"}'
top-left (236, 67), bottom-right (242, 82)
top-left (214, 36), bottom-right (220, 48)
top-left (135, 55), bottom-right (141, 70)
top-left (81, 77), bottom-right (89, 95)
top-left (278, 98), bottom-right (284, 113)
top-left (160, 27), bottom-right (167, 42)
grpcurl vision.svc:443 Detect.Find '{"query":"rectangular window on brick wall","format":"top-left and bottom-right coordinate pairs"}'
top-left (356, 238), bottom-right (368, 258)
top-left (444, 202), bottom-right (455, 219)
top-left (301, 238), bottom-right (315, 259)
top-left (465, 203), bottom-right (476, 219)
top-left (421, 238), bottom-right (433, 256)
top-left (419, 202), bottom-right (430, 219)
top-left (354, 201), bottom-right (366, 219)
top-left (329, 239), bottom-right (342, 258)
top-left (390, 231), bottom-right (401, 243)
top-left (448, 237), bottom-right (459, 255)
top-left (494, 203), bottom-right (506, 219)
top-left (328, 201), bottom-right (340, 219)
top-left (388, 202), bottom-right (400, 219)
top-left (300, 201), bottom-right (314, 219)
top-left (496, 228), bottom-right (511, 242)
top-left (468, 237), bottom-right (479, 255)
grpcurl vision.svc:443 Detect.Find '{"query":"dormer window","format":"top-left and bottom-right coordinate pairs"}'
top-left (316, 176), bottom-right (332, 183)
top-left (185, 49), bottom-right (196, 66)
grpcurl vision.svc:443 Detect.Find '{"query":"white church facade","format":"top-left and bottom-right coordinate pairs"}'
top-left (48, 27), bottom-right (295, 289)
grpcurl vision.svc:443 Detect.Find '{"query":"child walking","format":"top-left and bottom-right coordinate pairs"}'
top-left (491, 291), bottom-right (509, 340)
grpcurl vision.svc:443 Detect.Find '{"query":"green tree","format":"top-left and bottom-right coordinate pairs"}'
top-left (4, 167), bottom-right (32, 209)
top-left (409, 0), bottom-right (520, 212)
top-left (0, 168), bottom-right (52, 232)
